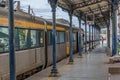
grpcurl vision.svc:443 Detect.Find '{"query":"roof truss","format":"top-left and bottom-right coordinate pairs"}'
top-left (57, 0), bottom-right (119, 28)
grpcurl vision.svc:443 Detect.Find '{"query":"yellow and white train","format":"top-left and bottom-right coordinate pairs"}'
top-left (0, 6), bottom-right (100, 79)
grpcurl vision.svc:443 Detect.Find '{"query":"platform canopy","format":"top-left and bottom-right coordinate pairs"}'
top-left (57, 0), bottom-right (116, 28)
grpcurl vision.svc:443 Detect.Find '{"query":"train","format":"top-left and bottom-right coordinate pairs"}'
top-left (0, 5), bottom-right (100, 80)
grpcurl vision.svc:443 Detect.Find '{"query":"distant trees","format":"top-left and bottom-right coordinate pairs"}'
top-left (101, 30), bottom-right (106, 34)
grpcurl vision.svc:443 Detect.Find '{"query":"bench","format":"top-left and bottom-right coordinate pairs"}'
top-left (109, 56), bottom-right (120, 64)
top-left (108, 63), bottom-right (120, 74)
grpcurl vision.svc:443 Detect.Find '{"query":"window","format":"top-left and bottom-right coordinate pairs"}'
top-left (15, 29), bottom-right (20, 50)
top-left (30, 30), bottom-right (44, 47)
top-left (56, 32), bottom-right (60, 43)
top-left (0, 27), bottom-right (44, 53)
top-left (0, 27), bottom-right (9, 52)
top-left (18, 29), bottom-right (29, 49)
top-left (31, 30), bottom-right (37, 47)
top-left (39, 30), bottom-right (44, 47)
top-left (73, 33), bottom-right (77, 41)
top-left (47, 31), bottom-right (65, 45)
top-left (59, 32), bottom-right (65, 43)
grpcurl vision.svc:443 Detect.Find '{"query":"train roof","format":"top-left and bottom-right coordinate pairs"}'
top-left (0, 7), bottom-right (45, 24)
top-left (0, 7), bottom-right (84, 31)
top-left (45, 19), bottom-right (84, 31)
top-left (0, 7), bottom-right (70, 27)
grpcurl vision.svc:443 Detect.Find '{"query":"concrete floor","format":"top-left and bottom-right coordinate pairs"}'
top-left (26, 45), bottom-right (109, 80)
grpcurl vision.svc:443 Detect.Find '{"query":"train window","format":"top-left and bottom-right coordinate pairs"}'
top-left (39, 30), bottom-right (44, 47)
top-left (48, 31), bottom-right (65, 44)
top-left (56, 32), bottom-right (60, 43)
top-left (73, 33), bottom-right (77, 41)
top-left (0, 27), bottom-right (9, 52)
top-left (47, 30), bottom-right (52, 45)
top-left (15, 29), bottom-right (20, 50)
top-left (31, 30), bottom-right (37, 47)
top-left (36, 30), bottom-right (40, 47)
top-left (59, 32), bottom-right (65, 43)
top-left (18, 29), bottom-right (29, 49)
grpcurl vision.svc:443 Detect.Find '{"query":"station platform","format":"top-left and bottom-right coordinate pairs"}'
top-left (25, 45), bottom-right (109, 80)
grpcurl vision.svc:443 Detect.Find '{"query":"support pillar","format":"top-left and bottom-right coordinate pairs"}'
top-left (92, 25), bottom-right (94, 49)
top-left (49, 0), bottom-right (58, 75)
top-left (94, 27), bottom-right (95, 47)
top-left (98, 28), bottom-right (100, 44)
top-left (68, 10), bottom-right (74, 63)
top-left (95, 28), bottom-right (97, 45)
top-left (8, 0), bottom-right (16, 80)
top-left (97, 28), bottom-right (99, 43)
top-left (94, 26), bottom-right (95, 47)
top-left (85, 15), bottom-right (87, 52)
top-left (96, 28), bottom-right (98, 43)
top-left (89, 25), bottom-right (91, 50)
top-left (78, 15), bottom-right (82, 56)
top-left (112, 14), bottom-right (114, 54)
top-left (111, 0), bottom-right (119, 56)
top-left (107, 26), bottom-right (110, 48)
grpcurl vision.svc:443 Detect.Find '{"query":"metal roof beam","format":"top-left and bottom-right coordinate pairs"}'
top-left (98, 4), bottom-right (108, 25)
top-left (97, 17), bottom-right (105, 26)
top-left (84, 5), bottom-right (108, 15)
top-left (88, 7), bottom-right (104, 27)
top-left (62, 0), bottom-right (72, 7)
top-left (73, 0), bottom-right (103, 10)
top-left (62, 0), bottom-right (72, 5)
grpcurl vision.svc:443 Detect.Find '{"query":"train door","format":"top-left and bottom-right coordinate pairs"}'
top-left (44, 23), bottom-right (48, 68)
top-left (44, 27), bottom-right (48, 68)
top-left (76, 32), bottom-right (79, 52)
top-left (66, 30), bottom-right (69, 56)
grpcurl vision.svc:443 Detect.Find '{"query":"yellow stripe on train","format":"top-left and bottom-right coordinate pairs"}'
top-left (0, 18), bottom-right (44, 29)
top-left (0, 18), bottom-right (65, 31)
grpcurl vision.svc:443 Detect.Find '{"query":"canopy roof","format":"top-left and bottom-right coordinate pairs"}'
top-left (57, 0), bottom-right (118, 28)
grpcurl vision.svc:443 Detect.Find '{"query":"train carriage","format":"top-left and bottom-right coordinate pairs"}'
top-left (0, 7), bottom-right (84, 80)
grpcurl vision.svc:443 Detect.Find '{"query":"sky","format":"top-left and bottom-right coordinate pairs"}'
top-left (15, 0), bottom-right (91, 31)
top-left (16, 0), bottom-right (70, 19)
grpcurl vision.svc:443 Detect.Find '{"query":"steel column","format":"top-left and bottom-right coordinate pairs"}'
top-left (50, 0), bottom-right (58, 74)
top-left (96, 28), bottom-right (97, 41)
top-left (78, 16), bottom-right (82, 56)
top-left (112, 13), bottom-right (114, 54)
top-left (94, 27), bottom-right (95, 47)
top-left (107, 26), bottom-right (110, 48)
top-left (94, 26), bottom-right (95, 47)
top-left (8, 0), bottom-right (16, 80)
top-left (85, 15), bottom-right (87, 52)
top-left (89, 25), bottom-right (91, 50)
top-left (98, 28), bottom-right (99, 42)
top-left (112, 2), bottom-right (118, 56)
top-left (99, 28), bottom-right (101, 44)
top-left (95, 28), bottom-right (97, 46)
top-left (92, 25), bottom-right (94, 49)
top-left (69, 10), bottom-right (73, 62)
top-left (98, 28), bottom-right (100, 44)
top-left (108, 28), bottom-right (110, 48)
